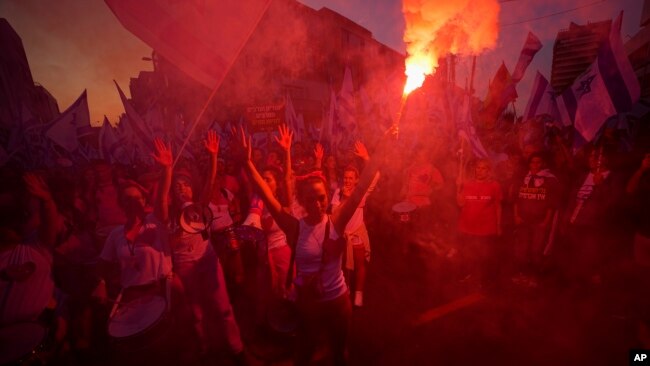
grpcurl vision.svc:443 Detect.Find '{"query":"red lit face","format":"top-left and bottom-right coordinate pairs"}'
top-left (299, 181), bottom-right (328, 219)
top-left (120, 186), bottom-right (146, 216)
top-left (173, 176), bottom-right (193, 203)
top-left (529, 157), bottom-right (543, 174)
top-left (475, 161), bottom-right (490, 181)
top-left (262, 170), bottom-right (277, 196)
top-left (342, 170), bottom-right (359, 196)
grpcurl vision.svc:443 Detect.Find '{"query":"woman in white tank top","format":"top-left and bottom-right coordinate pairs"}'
top-left (233, 125), bottom-right (395, 366)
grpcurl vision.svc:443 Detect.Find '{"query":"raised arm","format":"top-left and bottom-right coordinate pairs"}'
top-left (201, 130), bottom-right (220, 205)
top-left (314, 143), bottom-right (324, 170)
top-left (23, 173), bottom-right (63, 248)
top-left (232, 126), bottom-right (298, 238)
top-left (151, 138), bottom-right (173, 223)
top-left (275, 124), bottom-right (294, 207)
top-left (331, 127), bottom-right (396, 235)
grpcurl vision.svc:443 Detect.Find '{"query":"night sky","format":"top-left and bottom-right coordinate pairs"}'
top-left (0, 0), bottom-right (643, 124)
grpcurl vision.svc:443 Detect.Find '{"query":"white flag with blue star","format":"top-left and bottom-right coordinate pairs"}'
top-left (563, 11), bottom-right (640, 145)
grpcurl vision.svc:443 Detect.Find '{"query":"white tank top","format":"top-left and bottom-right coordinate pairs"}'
top-left (294, 216), bottom-right (347, 301)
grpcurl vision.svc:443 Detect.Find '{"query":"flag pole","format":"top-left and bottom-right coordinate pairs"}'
top-left (172, 1), bottom-right (272, 169)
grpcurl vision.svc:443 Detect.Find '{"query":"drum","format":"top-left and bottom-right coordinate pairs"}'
top-left (392, 201), bottom-right (417, 223)
top-left (234, 225), bottom-right (266, 246)
top-left (0, 322), bottom-right (49, 365)
top-left (108, 294), bottom-right (170, 353)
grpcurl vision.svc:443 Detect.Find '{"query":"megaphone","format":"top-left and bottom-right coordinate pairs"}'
top-left (179, 203), bottom-right (214, 239)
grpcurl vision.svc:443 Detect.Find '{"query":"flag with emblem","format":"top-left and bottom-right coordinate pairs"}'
top-left (570, 11), bottom-right (640, 144)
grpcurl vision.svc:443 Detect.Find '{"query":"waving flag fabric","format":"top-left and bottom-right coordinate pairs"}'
top-left (46, 90), bottom-right (90, 152)
top-left (523, 71), bottom-right (557, 122)
top-left (105, 0), bottom-right (272, 88)
top-left (560, 11), bottom-right (640, 143)
top-left (512, 32), bottom-right (543, 83)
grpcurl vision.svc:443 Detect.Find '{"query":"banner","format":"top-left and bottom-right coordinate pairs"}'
top-left (245, 104), bottom-right (284, 133)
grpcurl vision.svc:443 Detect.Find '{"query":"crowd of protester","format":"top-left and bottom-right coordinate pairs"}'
top-left (1, 117), bottom-right (649, 365)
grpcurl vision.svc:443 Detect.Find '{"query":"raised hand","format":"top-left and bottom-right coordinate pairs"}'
top-left (274, 124), bottom-right (293, 152)
top-left (314, 143), bottom-right (324, 161)
top-left (386, 124), bottom-right (399, 139)
top-left (152, 138), bottom-right (172, 167)
top-left (354, 141), bottom-right (370, 161)
top-left (230, 125), bottom-right (252, 162)
top-left (204, 130), bottom-right (220, 155)
top-left (24, 173), bottom-right (53, 201)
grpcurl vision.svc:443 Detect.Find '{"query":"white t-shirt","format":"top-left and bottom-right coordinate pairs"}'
top-left (101, 214), bottom-right (172, 288)
top-left (170, 202), bottom-right (221, 264)
top-left (0, 243), bottom-right (54, 325)
top-left (247, 195), bottom-right (288, 251)
top-left (295, 216), bottom-right (347, 301)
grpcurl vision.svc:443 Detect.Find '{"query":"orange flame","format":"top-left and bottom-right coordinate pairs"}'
top-left (402, 0), bottom-right (500, 94)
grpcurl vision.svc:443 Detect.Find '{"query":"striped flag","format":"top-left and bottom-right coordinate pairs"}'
top-left (512, 32), bottom-right (543, 83)
top-left (480, 62), bottom-right (518, 127)
top-left (46, 90), bottom-right (90, 152)
top-left (560, 11), bottom-right (640, 144)
top-left (556, 87), bottom-right (577, 128)
top-left (523, 71), bottom-right (558, 122)
top-left (457, 93), bottom-right (488, 158)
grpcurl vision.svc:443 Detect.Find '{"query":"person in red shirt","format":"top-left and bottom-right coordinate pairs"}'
top-left (456, 158), bottom-right (503, 292)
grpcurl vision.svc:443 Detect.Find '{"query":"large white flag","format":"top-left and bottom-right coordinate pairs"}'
top-left (105, 0), bottom-right (272, 88)
top-left (46, 90), bottom-right (90, 152)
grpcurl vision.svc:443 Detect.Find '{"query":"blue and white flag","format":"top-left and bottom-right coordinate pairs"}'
top-left (576, 12), bottom-right (640, 142)
top-left (457, 93), bottom-right (488, 158)
top-left (523, 71), bottom-right (558, 122)
top-left (558, 12), bottom-right (640, 144)
top-left (512, 32), bottom-right (543, 83)
top-left (46, 90), bottom-right (90, 152)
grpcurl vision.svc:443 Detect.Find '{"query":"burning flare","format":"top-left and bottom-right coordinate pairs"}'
top-left (402, 0), bottom-right (500, 95)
